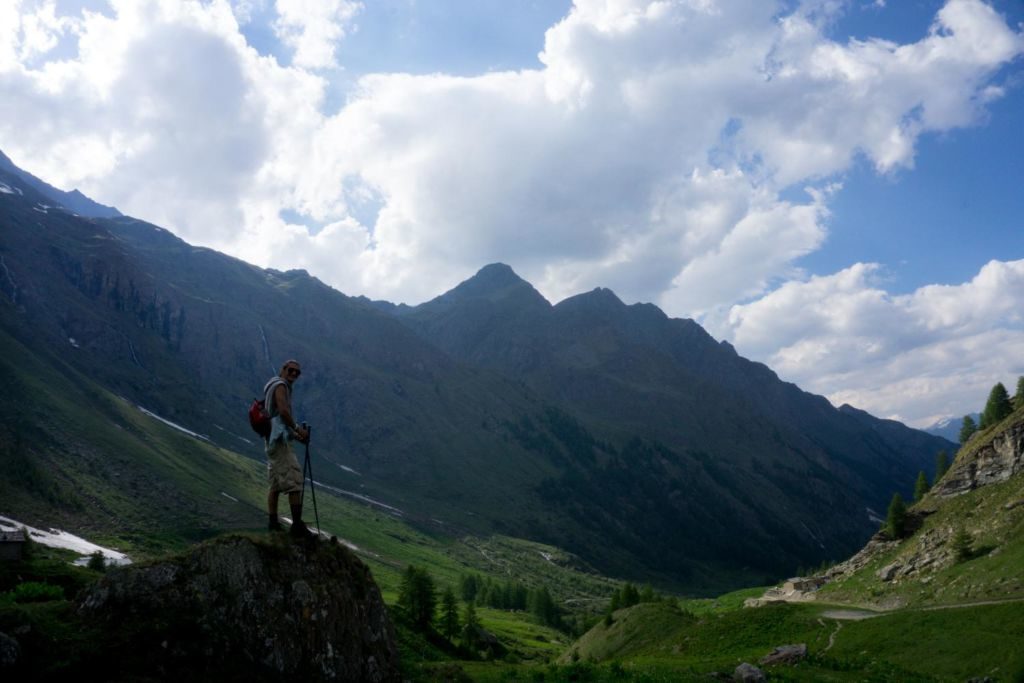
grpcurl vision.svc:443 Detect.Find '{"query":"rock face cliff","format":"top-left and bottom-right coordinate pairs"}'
top-left (933, 412), bottom-right (1024, 497)
top-left (77, 535), bottom-right (401, 682)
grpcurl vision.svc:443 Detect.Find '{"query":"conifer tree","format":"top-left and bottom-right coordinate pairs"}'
top-left (958, 416), bottom-right (977, 445)
top-left (440, 587), bottom-right (460, 640)
top-left (934, 450), bottom-right (950, 483)
top-left (459, 574), bottom-right (479, 603)
top-left (913, 471), bottom-right (929, 502)
top-left (951, 527), bottom-right (973, 562)
top-left (885, 493), bottom-right (907, 539)
top-left (460, 601), bottom-right (480, 649)
top-left (529, 587), bottom-right (562, 628)
top-left (397, 565), bottom-right (437, 629)
top-left (1015, 376), bottom-right (1024, 409)
top-left (621, 583), bottom-right (640, 608)
top-left (980, 383), bottom-right (1012, 429)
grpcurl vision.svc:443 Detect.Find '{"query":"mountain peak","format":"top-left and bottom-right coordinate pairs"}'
top-left (555, 286), bottom-right (625, 313)
top-left (428, 262), bottom-right (549, 309)
top-left (469, 262), bottom-right (525, 287)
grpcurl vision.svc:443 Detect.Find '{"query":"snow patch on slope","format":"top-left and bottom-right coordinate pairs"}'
top-left (0, 516), bottom-right (131, 566)
top-left (137, 405), bottom-right (210, 441)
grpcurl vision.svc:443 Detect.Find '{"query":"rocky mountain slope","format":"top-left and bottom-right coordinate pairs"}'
top-left (774, 403), bottom-right (1024, 609)
top-left (0, 151), bottom-right (953, 591)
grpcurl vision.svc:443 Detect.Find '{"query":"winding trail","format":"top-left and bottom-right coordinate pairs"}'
top-left (822, 619), bottom-right (843, 653)
top-left (811, 597), bottom-right (1024, 655)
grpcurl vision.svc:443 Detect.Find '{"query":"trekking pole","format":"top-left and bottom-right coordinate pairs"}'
top-left (302, 422), bottom-right (321, 537)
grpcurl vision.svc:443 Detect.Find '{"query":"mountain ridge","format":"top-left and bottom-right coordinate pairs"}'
top-left (0, 151), bottom-right (954, 591)
top-left (0, 150), bottom-right (121, 219)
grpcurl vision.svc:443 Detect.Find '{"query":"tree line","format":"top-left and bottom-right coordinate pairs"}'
top-left (396, 565), bottom-right (672, 654)
top-left (395, 565), bottom-right (578, 656)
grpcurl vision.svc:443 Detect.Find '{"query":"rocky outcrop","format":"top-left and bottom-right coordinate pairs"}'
top-left (733, 662), bottom-right (766, 682)
top-left (759, 644), bottom-right (807, 666)
top-left (77, 535), bottom-right (401, 682)
top-left (934, 416), bottom-right (1024, 497)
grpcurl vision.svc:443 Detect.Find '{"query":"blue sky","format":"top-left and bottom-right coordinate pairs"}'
top-left (1, 0), bottom-right (1022, 426)
top-left (810, 0), bottom-right (1024, 294)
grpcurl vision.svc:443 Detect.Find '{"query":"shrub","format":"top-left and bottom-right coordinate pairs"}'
top-left (87, 550), bottom-right (106, 572)
top-left (9, 581), bottom-right (64, 603)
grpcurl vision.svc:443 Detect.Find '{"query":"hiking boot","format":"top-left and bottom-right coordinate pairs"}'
top-left (288, 502), bottom-right (315, 539)
top-left (268, 516), bottom-right (284, 532)
top-left (289, 518), bottom-right (315, 539)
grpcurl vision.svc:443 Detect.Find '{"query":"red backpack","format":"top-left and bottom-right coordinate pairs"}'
top-left (248, 378), bottom-right (285, 439)
top-left (248, 398), bottom-right (272, 438)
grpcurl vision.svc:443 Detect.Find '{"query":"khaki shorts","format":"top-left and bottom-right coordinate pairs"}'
top-left (266, 438), bottom-right (303, 494)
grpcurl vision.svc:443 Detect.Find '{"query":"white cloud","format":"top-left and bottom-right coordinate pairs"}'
top-left (0, 0), bottom-right (1022, 421)
top-left (273, 0), bottom-right (360, 70)
top-left (722, 259), bottom-right (1024, 426)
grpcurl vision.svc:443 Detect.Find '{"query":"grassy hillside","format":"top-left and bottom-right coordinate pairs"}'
top-left (817, 405), bottom-right (1024, 609)
top-left (539, 598), bottom-right (1024, 682)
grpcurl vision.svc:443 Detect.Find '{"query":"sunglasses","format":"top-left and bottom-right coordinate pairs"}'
top-left (286, 367), bottom-right (302, 377)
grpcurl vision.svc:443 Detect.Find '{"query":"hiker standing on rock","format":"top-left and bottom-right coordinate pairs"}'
top-left (264, 359), bottom-right (314, 538)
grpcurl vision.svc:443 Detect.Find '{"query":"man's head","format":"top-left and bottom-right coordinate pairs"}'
top-left (280, 359), bottom-right (302, 384)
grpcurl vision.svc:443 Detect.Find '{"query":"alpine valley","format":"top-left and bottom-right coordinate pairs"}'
top-left (7, 150), bottom-right (1023, 682)
top-left (0, 149), bottom-right (952, 590)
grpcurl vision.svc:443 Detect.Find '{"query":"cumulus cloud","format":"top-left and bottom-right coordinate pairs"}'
top-left (722, 259), bottom-right (1024, 426)
top-left (273, 0), bottom-right (360, 70)
top-left (0, 0), bottom-right (1022, 420)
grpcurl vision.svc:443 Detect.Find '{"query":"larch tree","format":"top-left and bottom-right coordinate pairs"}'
top-left (440, 587), bottom-right (460, 640)
top-left (885, 493), bottom-right (907, 539)
top-left (980, 383), bottom-right (1012, 429)
top-left (958, 416), bottom-right (978, 445)
top-left (935, 450), bottom-right (950, 483)
top-left (914, 471), bottom-right (930, 502)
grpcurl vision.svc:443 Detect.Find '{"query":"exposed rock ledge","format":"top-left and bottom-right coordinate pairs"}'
top-left (77, 534), bottom-right (401, 682)
top-left (934, 416), bottom-right (1024, 497)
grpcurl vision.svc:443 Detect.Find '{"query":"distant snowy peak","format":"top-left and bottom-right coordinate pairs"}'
top-left (924, 412), bottom-right (981, 442)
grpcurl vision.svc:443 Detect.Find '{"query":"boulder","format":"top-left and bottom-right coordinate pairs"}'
top-left (77, 535), bottom-right (401, 682)
top-left (877, 562), bottom-right (900, 581)
top-left (759, 643), bottom-right (807, 666)
top-left (733, 662), bottom-right (766, 682)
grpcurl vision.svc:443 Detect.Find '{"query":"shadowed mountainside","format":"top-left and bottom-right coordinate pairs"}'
top-left (0, 155), bottom-right (953, 591)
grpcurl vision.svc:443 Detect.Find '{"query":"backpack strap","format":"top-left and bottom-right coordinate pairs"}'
top-left (262, 377), bottom-right (289, 417)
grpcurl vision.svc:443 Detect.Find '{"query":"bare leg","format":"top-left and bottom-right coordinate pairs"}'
top-left (267, 490), bottom-right (284, 531)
